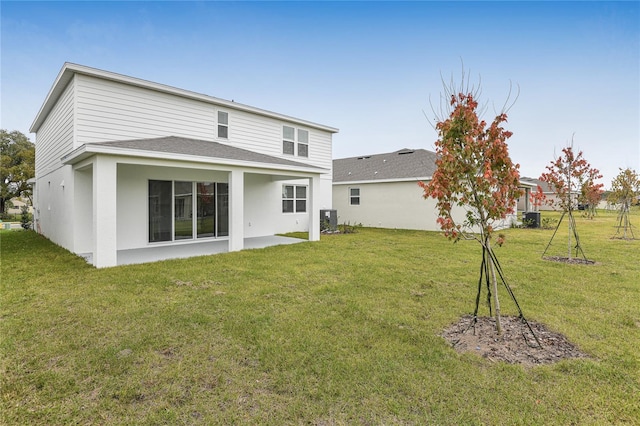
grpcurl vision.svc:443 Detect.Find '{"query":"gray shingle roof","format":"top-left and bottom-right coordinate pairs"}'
top-left (333, 148), bottom-right (437, 183)
top-left (520, 177), bottom-right (553, 192)
top-left (91, 136), bottom-right (324, 170)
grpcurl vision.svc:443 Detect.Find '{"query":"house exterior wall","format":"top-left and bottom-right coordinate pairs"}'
top-left (33, 80), bottom-right (76, 251)
top-left (333, 180), bottom-right (518, 232)
top-left (73, 74), bottom-right (334, 174)
top-left (332, 180), bottom-right (443, 231)
top-left (31, 65), bottom-right (336, 264)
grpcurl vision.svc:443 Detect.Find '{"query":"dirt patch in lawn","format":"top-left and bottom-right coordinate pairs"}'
top-left (442, 315), bottom-right (591, 366)
top-left (543, 256), bottom-right (595, 265)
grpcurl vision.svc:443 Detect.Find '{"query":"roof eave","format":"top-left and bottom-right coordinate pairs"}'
top-left (61, 144), bottom-right (329, 174)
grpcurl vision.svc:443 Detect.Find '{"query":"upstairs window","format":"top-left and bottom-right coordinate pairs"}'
top-left (283, 125), bottom-right (309, 157)
top-left (218, 111), bottom-right (229, 139)
top-left (283, 126), bottom-right (295, 155)
top-left (282, 184), bottom-right (307, 213)
top-left (297, 129), bottom-right (309, 157)
top-left (350, 187), bottom-right (360, 205)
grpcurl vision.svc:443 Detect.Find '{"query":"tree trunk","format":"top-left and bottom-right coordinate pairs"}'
top-left (568, 212), bottom-right (573, 260)
top-left (485, 239), bottom-right (502, 334)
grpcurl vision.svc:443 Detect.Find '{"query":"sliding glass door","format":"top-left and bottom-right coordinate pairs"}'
top-left (149, 180), bottom-right (229, 243)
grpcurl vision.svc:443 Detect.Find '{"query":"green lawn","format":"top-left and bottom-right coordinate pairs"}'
top-left (1, 209), bottom-right (639, 425)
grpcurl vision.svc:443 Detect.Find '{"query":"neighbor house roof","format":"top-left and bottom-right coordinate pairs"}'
top-left (520, 177), bottom-right (554, 192)
top-left (62, 136), bottom-right (328, 174)
top-left (333, 149), bottom-right (437, 183)
top-left (30, 63), bottom-right (339, 134)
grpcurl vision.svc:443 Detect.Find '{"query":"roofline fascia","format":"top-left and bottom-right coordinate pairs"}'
top-left (61, 144), bottom-right (329, 175)
top-left (333, 177), bottom-right (432, 185)
top-left (31, 62), bottom-right (340, 134)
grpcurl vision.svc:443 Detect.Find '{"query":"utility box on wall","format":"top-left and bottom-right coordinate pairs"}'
top-left (320, 209), bottom-right (338, 231)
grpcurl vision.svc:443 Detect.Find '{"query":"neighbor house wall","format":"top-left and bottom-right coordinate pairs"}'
top-left (332, 180), bottom-right (443, 231)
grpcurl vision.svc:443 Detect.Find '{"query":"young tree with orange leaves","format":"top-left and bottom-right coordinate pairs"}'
top-left (420, 81), bottom-right (536, 338)
top-left (540, 143), bottom-right (601, 261)
top-left (609, 168), bottom-right (640, 239)
top-left (579, 167), bottom-right (604, 219)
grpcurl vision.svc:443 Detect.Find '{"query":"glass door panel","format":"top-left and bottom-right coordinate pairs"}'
top-left (174, 181), bottom-right (193, 240)
top-left (216, 183), bottom-right (229, 237)
top-left (197, 182), bottom-right (216, 238)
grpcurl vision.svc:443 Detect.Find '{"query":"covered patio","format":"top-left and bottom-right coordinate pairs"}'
top-left (109, 235), bottom-right (305, 266)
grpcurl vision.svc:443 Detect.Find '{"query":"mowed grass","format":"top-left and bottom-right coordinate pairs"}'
top-left (1, 209), bottom-right (639, 425)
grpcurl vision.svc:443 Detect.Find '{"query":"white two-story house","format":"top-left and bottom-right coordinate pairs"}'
top-left (30, 63), bottom-right (338, 267)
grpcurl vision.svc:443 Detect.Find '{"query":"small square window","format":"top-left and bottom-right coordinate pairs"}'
top-left (298, 143), bottom-right (308, 157)
top-left (283, 126), bottom-right (295, 140)
top-left (283, 141), bottom-right (295, 155)
top-left (297, 129), bottom-right (309, 143)
top-left (282, 200), bottom-right (294, 213)
top-left (296, 186), bottom-right (306, 199)
top-left (283, 185), bottom-right (294, 199)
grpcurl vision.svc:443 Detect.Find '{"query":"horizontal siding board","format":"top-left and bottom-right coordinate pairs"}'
top-left (75, 75), bottom-right (216, 144)
top-left (35, 81), bottom-right (74, 174)
top-left (71, 73), bottom-right (333, 172)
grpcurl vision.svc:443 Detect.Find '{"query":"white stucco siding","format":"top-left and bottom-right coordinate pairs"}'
top-left (35, 81), bottom-right (75, 176)
top-left (75, 75), bottom-right (217, 145)
top-left (35, 166), bottom-right (75, 251)
top-left (332, 181), bottom-right (442, 231)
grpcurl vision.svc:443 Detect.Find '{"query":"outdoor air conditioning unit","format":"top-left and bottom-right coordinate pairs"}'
top-left (320, 209), bottom-right (338, 231)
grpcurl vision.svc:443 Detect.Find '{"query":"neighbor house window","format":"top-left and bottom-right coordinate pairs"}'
top-left (218, 111), bottom-right (229, 139)
top-left (350, 187), bottom-right (360, 205)
top-left (282, 184), bottom-right (307, 213)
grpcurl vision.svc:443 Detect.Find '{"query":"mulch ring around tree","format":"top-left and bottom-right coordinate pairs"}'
top-left (441, 315), bottom-right (591, 366)
top-left (543, 256), bottom-right (596, 265)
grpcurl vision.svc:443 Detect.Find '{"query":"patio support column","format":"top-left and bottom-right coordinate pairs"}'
top-left (308, 174), bottom-right (320, 242)
top-left (228, 169), bottom-right (244, 252)
top-left (93, 156), bottom-right (117, 268)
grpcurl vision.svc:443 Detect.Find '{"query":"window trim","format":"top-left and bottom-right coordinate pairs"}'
top-left (217, 111), bottom-right (229, 139)
top-left (148, 179), bottom-right (229, 243)
top-left (282, 125), bottom-right (309, 157)
top-left (349, 187), bottom-right (360, 206)
top-left (282, 184), bottom-right (308, 214)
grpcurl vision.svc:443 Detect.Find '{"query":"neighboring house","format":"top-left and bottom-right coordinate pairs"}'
top-left (518, 177), bottom-right (577, 211)
top-left (333, 148), bottom-right (528, 231)
top-left (4, 197), bottom-right (33, 216)
top-left (30, 63), bottom-right (338, 267)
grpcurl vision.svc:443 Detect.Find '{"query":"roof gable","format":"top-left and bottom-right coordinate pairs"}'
top-left (333, 149), bottom-right (437, 183)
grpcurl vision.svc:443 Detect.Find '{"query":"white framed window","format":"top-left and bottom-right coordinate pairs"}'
top-left (350, 187), bottom-right (360, 205)
top-left (283, 126), bottom-right (295, 155)
top-left (282, 184), bottom-right (307, 213)
top-left (297, 129), bottom-right (309, 157)
top-left (218, 111), bottom-right (229, 139)
top-left (283, 125), bottom-right (309, 157)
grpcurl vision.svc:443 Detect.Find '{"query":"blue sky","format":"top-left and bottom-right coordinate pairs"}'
top-left (1, 1), bottom-right (638, 187)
